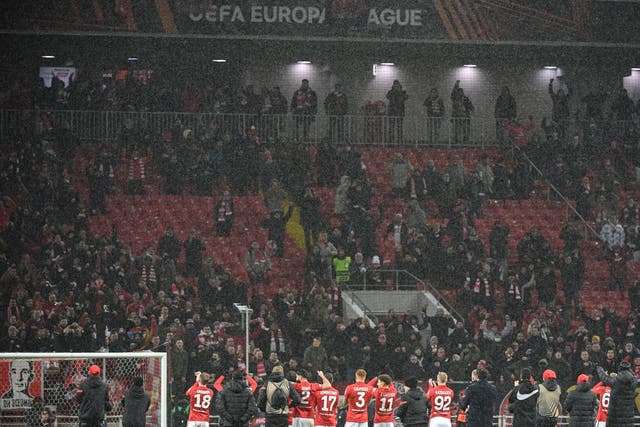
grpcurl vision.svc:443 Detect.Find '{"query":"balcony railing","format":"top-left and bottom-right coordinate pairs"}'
top-left (3, 109), bottom-right (637, 148)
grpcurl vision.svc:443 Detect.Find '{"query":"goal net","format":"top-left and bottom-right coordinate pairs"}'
top-left (0, 352), bottom-right (167, 426)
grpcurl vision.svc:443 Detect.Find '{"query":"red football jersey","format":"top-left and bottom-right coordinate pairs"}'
top-left (314, 387), bottom-right (340, 426)
top-left (293, 381), bottom-right (322, 419)
top-left (373, 385), bottom-right (397, 423)
top-left (344, 382), bottom-right (374, 422)
top-left (427, 384), bottom-right (455, 419)
top-left (592, 382), bottom-right (611, 422)
top-left (186, 381), bottom-right (214, 422)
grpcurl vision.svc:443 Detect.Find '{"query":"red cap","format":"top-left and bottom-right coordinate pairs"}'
top-left (89, 365), bottom-right (101, 376)
top-left (577, 374), bottom-right (590, 383)
top-left (542, 369), bottom-right (556, 380)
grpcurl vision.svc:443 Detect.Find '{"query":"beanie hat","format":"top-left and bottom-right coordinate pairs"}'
top-left (89, 365), bottom-right (101, 376)
top-left (405, 377), bottom-right (418, 388)
top-left (542, 369), bottom-right (556, 380)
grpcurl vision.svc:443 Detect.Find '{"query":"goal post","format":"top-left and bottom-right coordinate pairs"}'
top-left (0, 352), bottom-right (168, 427)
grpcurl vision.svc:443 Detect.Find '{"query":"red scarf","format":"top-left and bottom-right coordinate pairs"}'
top-left (331, 288), bottom-right (340, 311)
top-left (474, 278), bottom-right (491, 297)
top-left (255, 360), bottom-right (266, 378)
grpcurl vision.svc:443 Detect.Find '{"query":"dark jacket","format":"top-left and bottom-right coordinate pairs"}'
top-left (563, 382), bottom-right (597, 427)
top-left (598, 366), bottom-right (640, 427)
top-left (215, 379), bottom-right (259, 427)
top-left (122, 385), bottom-right (151, 427)
top-left (461, 379), bottom-right (497, 427)
top-left (257, 371), bottom-right (301, 416)
top-left (508, 380), bottom-right (538, 427)
top-left (77, 375), bottom-right (112, 422)
top-left (395, 387), bottom-right (428, 427)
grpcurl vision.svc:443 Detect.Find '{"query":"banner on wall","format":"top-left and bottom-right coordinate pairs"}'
top-left (2, 0), bottom-right (640, 44)
top-left (0, 360), bottom-right (42, 409)
top-left (39, 67), bottom-right (77, 88)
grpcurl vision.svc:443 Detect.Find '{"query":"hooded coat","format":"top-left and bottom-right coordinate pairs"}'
top-left (508, 380), bottom-right (538, 427)
top-left (77, 374), bottom-right (112, 423)
top-left (122, 385), bottom-right (151, 427)
top-left (563, 382), bottom-right (597, 427)
top-left (395, 387), bottom-right (428, 427)
top-left (215, 379), bottom-right (259, 427)
top-left (597, 366), bottom-right (640, 426)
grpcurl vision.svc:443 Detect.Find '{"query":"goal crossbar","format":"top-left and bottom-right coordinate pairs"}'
top-left (0, 352), bottom-right (168, 426)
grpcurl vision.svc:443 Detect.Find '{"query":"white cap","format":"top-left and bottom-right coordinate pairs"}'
top-left (372, 255), bottom-right (381, 265)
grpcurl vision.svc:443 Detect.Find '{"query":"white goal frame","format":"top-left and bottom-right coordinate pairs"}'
top-left (0, 352), bottom-right (168, 426)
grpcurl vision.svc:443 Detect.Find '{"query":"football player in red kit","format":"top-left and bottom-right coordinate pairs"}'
top-left (291, 370), bottom-right (331, 427)
top-left (592, 375), bottom-right (615, 427)
top-left (369, 374), bottom-right (397, 427)
top-left (344, 369), bottom-right (374, 427)
top-left (313, 372), bottom-right (340, 427)
top-left (186, 371), bottom-right (215, 427)
top-left (427, 372), bottom-right (455, 427)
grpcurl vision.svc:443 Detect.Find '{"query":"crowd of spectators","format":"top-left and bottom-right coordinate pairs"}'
top-left (1, 74), bottom-right (640, 421)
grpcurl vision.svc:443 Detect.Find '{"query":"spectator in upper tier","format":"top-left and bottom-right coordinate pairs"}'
top-left (548, 78), bottom-right (572, 138)
top-left (494, 86), bottom-right (517, 144)
top-left (324, 84), bottom-right (349, 143)
top-left (423, 87), bottom-right (445, 143)
top-left (291, 79), bottom-right (317, 140)
top-left (451, 80), bottom-right (474, 144)
top-left (386, 80), bottom-right (409, 144)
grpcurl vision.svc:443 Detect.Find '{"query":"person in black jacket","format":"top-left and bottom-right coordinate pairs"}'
top-left (121, 377), bottom-right (151, 427)
top-left (215, 370), bottom-right (259, 427)
top-left (508, 368), bottom-right (538, 427)
top-left (261, 207), bottom-right (293, 257)
top-left (461, 368), bottom-right (497, 427)
top-left (597, 362), bottom-right (640, 427)
top-left (563, 374), bottom-right (597, 427)
top-left (395, 377), bottom-right (428, 427)
top-left (75, 364), bottom-right (112, 427)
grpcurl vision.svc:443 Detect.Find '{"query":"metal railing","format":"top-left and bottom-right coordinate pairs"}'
top-left (513, 145), bottom-right (600, 241)
top-left (3, 108), bottom-right (638, 147)
top-left (0, 109), bottom-right (511, 147)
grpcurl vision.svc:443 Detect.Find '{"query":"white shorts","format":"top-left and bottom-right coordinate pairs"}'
top-left (374, 423), bottom-right (394, 427)
top-left (345, 422), bottom-right (368, 427)
top-left (429, 417), bottom-right (452, 427)
top-left (595, 422), bottom-right (606, 427)
top-left (293, 418), bottom-right (315, 427)
top-left (187, 421), bottom-right (210, 427)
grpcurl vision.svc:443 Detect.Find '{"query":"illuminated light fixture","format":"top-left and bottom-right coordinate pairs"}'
top-left (632, 67), bottom-right (640, 71)
top-left (128, 57), bottom-right (139, 61)
top-left (42, 55), bottom-right (55, 59)
top-left (380, 62), bottom-right (395, 66)
top-left (212, 59), bottom-right (227, 63)
top-left (463, 64), bottom-right (477, 68)
top-left (544, 66), bottom-right (557, 69)
top-left (297, 60), bottom-right (311, 64)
